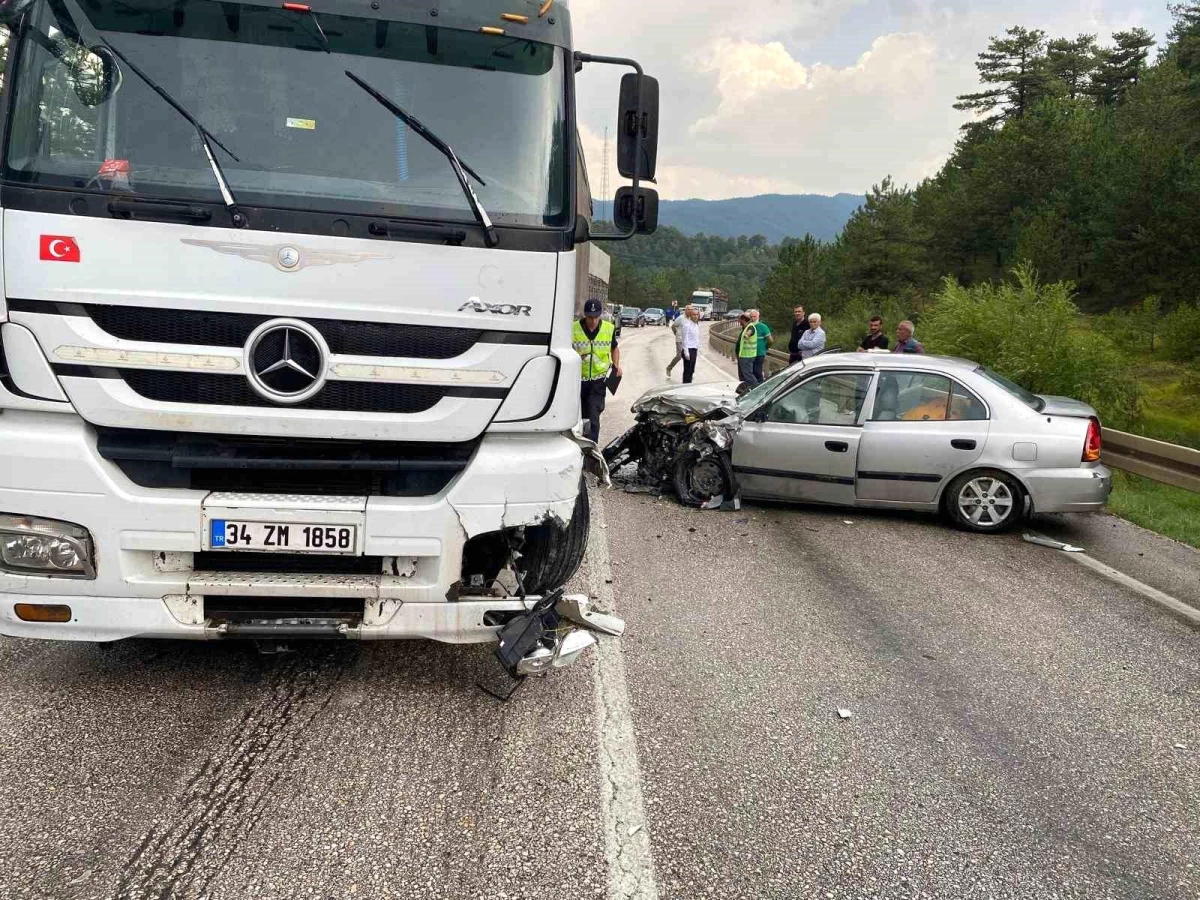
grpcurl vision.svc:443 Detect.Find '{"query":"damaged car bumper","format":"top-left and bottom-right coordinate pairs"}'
top-left (0, 411), bottom-right (589, 644)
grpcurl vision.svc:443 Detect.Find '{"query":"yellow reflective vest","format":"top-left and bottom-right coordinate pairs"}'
top-left (738, 324), bottom-right (758, 358)
top-left (572, 319), bottom-right (616, 381)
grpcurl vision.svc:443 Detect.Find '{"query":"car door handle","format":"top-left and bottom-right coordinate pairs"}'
top-left (824, 441), bottom-right (849, 453)
top-left (951, 439), bottom-right (977, 450)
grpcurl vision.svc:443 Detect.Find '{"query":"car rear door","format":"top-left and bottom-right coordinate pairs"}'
top-left (733, 371), bottom-right (875, 505)
top-left (856, 371), bottom-right (989, 503)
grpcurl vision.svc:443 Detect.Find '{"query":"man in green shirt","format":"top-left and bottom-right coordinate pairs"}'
top-left (748, 309), bottom-right (773, 384)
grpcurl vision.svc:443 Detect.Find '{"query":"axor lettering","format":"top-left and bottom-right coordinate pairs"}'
top-left (457, 299), bottom-right (532, 317)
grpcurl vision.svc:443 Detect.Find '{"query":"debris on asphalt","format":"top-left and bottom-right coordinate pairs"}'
top-left (1022, 533), bottom-right (1086, 553)
top-left (1174, 742), bottom-right (1188, 750)
top-left (842, 520), bottom-right (854, 525)
top-left (627, 824), bottom-right (644, 837)
top-left (622, 483), bottom-right (659, 495)
top-left (837, 708), bottom-right (853, 720)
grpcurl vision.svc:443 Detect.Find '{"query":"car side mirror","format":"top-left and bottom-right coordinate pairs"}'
top-left (618, 72), bottom-right (659, 180)
top-left (613, 186), bottom-right (658, 234)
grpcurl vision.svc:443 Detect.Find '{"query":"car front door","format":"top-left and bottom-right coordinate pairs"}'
top-left (856, 371), bottom-right (990, 503)
top-left (733, 371), bottom-right (875, 505)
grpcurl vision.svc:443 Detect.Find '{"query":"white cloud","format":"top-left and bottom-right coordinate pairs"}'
top-left (570, 0), bottom-right (1176, 201)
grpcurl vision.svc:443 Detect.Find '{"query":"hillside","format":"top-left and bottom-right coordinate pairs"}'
top-left (593, 193), bottom-right (862, 243)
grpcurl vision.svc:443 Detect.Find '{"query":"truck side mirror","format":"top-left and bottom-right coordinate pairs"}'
top-left (70, 45), bottom-right (123, 108)
top-left (617, 73), bottom-right (659, 181)
top-left (613, 186), bottom-right (658, 234)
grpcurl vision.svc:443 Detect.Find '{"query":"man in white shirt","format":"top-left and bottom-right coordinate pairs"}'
top-left (666, 307), bottom-right (686, 377)
top-left (798, 313), bottom-right (827, 359)
top-left (679, 305), bottom-right (701, 384)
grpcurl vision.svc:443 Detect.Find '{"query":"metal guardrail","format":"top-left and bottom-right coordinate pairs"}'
top-left (707, 320), bottom-right (1200, 493)
top-left (1102, 429), bottom-right (1200, 492)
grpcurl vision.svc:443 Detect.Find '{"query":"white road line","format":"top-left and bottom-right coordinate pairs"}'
top-left (1023, 531), bottom-right (1200, 627)
top-left (586, 484), bottom-right (660, 900)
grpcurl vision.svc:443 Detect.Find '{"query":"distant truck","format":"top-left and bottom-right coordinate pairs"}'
top-left (689, 288), bottom-right (730, 320)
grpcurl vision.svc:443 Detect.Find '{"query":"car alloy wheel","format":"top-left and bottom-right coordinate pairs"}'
top-left (956, 476), bottom-right (1015, 528)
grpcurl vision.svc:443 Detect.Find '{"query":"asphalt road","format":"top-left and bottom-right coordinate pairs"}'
top-left (1, 324), bottom-right (1197, 900)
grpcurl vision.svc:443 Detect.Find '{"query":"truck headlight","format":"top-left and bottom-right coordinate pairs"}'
top-left (0, 514), bottom-right (95, 579)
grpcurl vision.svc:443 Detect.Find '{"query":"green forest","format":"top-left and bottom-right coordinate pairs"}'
top-left (606, 1), bottom-right (1200, 454)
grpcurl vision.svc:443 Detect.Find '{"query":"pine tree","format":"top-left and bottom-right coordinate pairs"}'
top-left (1044, 34), bottom-right (1097, 99)
top-left (954, 27), bottom-right (1049, 126)
top-left (1168, 2), bottom-right (1200, 74)
top-left (1090, 28), bottom-right (1156, 104)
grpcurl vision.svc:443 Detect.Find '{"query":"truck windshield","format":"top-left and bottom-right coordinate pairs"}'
top-left (2, 0), bottom-right (569, 227)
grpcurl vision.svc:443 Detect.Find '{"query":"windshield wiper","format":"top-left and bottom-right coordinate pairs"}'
top-left (98, 41), bottom-right (247, 228)
top-left (344, 69), bottom-right (498, 248)
top-left (51, 0), bottom-right (247, 227)
top-left (282, 2), bottom-right (331, 53)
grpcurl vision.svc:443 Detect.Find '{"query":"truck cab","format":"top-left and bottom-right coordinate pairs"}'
top-left (0, 0), bottom-right (658, 647)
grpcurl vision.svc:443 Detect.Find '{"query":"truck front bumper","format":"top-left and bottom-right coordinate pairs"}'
top-left (0, 411), bottom-right (585, 643)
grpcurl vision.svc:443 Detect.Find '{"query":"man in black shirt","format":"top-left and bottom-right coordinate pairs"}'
top-left (786, 305), bottom-right (807, 364)
top-left (858, 316), bottom-right (889, 352)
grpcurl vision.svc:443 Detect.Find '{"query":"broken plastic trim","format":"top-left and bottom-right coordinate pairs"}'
top-left (571, 429), bottom-right (611, 487)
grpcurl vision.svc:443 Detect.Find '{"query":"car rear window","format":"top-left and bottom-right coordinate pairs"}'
top-left (976, 367), bottom-right (1045, 412)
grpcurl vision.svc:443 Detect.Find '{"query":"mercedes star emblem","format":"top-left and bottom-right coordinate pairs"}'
top-left (277, 246), bottom-right (300, 269)
top-left (243, 319), bottom-right (329, 404)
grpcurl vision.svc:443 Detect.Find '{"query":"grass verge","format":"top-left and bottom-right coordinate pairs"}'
top-left (1107, 470), bottom-right (1200, 549)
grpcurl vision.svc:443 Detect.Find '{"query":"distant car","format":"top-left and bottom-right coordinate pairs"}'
top-left (643, 308), bottom-right (666, 326)
top-left (725, 308), bottom-right (745, 321)
top-left (620, 306), bottom-right (645, 328)
top-left (606, 353), bottom-right (1111, 532)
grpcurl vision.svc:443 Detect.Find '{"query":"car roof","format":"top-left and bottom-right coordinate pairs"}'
top-left (801, 352), bottom-right (981, 374)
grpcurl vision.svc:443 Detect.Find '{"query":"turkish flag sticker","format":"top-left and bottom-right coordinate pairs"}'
top-left (39, 235), bottom-right (80, 262)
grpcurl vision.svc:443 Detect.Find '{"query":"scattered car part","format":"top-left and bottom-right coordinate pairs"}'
top-left (1022, 533), bottom-right (1086, 553)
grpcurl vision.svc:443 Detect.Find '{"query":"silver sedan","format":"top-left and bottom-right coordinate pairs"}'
top-left (620, 353), bottom-right (1112, 532)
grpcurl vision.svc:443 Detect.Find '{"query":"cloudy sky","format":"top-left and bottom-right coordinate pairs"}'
top-left (570, 0), bottom-right (1175, 201)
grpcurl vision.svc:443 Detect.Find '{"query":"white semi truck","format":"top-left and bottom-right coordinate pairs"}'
top-left (0, 0), bottom-right (659, 662)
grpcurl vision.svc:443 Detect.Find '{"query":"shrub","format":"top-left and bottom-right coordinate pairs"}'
top-left (1161, 303), bottom-right (1200, 364)
top-left (920, 265), bottom-right (1141, 428)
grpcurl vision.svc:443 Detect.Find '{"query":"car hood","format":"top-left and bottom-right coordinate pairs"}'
top-left (632, 381), bottom-right (741, 417)
top-left (1037, 395), bottom-right (1098, 418)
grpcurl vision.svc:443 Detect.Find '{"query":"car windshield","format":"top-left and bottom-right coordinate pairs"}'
top-left (976, 366), bottom-right (1045, 412)
top-left (735, 364), bottom-right (800, 411)
top-left (646, 308), bottom-right (663, 315)
top-left (3, 0), bottom-right (569, 227)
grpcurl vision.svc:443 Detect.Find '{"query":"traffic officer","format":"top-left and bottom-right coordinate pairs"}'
top-left (736, 313), bottom-right (759, 386)
top-left (573, 298), bottom-right (622, 444)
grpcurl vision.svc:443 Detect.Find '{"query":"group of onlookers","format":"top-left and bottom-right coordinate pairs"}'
top-left (660, 301), bottom-right (927, 393)
top-left (783, 305), bottom-right (925, 363)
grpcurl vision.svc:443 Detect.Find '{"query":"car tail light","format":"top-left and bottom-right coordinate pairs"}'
top-left (1083, 417), bottom-right (1102, 462)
